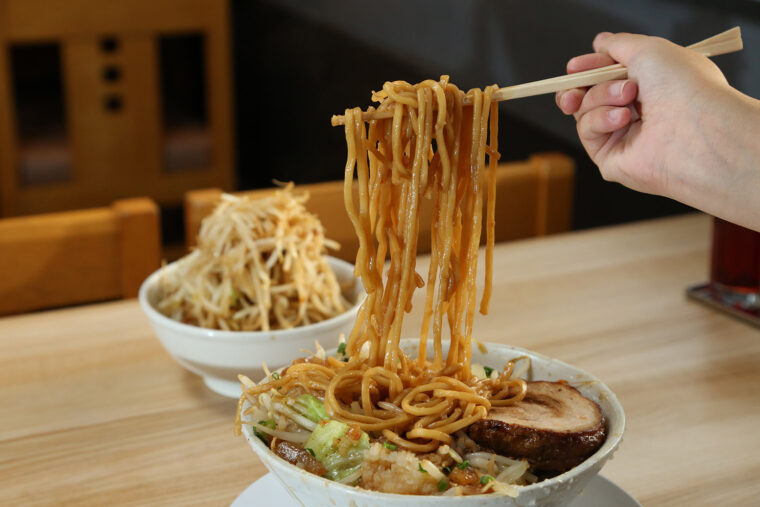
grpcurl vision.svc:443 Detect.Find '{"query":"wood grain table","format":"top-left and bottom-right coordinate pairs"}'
top-left (3, 213), bottom-right (759, 506)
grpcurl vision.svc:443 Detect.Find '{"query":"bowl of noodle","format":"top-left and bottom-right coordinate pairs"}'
top-left (233, 75), bottom-right (624, 505)
top-left (139, 188), bottom-right (364, 398)
top-left (237, 339), bottom-right (624, 507)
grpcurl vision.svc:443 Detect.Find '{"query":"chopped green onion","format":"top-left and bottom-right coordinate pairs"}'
top-left (305, 447), bottom-right (316, 457)
top-left (418, 463), bottom-right (428, 473)
top-left (271, 372), bottom-right (280, 380)
top-left (383, 442), bottom-right (398, 451)
top-left (337, 342), bottom-right (347, 355)
top-left (437, 479), bottom-right (449, 491)
top-left (480, 474), bottom-right (495, 485)
top-left (483, 366), bottom-right (494, 378)
top-left (456, 460), bottom-right (470, 470)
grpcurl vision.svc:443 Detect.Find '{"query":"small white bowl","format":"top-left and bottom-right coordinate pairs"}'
top-left (139, 256), bottom-right (364, 398)
top-left (241, 339), bottom-right (625, 507)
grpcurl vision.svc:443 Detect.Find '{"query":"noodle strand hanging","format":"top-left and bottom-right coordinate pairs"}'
top-left (238, 77), bottom-right (527, 453)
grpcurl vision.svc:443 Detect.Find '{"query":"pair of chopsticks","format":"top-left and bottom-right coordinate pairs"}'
top-left (330, 27), bottom-right (742, 127)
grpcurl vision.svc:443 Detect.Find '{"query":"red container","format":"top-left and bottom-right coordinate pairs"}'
top-left (710, 217), bottom-right (760, 309)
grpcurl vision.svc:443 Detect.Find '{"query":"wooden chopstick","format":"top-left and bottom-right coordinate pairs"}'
top-left (688, 26), bottom-right (741, 49)
top-left (331, 27), bottom-right (742, 126)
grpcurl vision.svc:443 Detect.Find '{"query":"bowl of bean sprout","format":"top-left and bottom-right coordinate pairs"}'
top-left (139, 188), bottom-right (364, 397)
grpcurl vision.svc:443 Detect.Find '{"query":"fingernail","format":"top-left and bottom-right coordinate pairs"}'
top-left (614, 81), bottom-right (628, 98)
top-left (608, 108), bottom-right (624, 122)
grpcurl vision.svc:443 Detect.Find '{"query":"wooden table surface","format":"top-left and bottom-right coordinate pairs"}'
top-left (3, 213), bottom-right (759, 506)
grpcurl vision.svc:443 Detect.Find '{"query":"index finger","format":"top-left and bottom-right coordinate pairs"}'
top-left (567, 52), bottom-right (617, 73)
top-left (557, 51), bottom-right (618, 115)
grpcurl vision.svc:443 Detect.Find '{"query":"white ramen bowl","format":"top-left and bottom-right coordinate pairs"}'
top-left (241, 339), bottom-right (625, 507)
top-left (139, 256), bottom-right (364, 398)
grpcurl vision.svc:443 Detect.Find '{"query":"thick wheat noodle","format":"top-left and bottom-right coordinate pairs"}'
top-left (382, 429), bottom-right (440, 453)
top-left (479, 103), bottom-right (499, 315)
top-left (424, 407), bottom-right (462, 429)
top-left (406, 427), bottom-right (452, 444)
top-left (241, 77), bottom-right (528, 454)
top-left (490, 379), bottom-right (529, 407)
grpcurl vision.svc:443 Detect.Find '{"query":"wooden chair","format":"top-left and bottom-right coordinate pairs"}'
top-left (0, 198), bottom-right (161, 316)
top-left (0, 0), bottom-right (233, 217)
top-left (184, 153), bottom-right (574, 262)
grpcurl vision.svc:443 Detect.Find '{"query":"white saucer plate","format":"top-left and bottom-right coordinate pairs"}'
top-left (232, 472), bottom-right (641, 507)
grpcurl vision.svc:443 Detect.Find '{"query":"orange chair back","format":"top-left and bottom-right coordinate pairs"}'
top-left (0, 198), bottom-right (161, 315)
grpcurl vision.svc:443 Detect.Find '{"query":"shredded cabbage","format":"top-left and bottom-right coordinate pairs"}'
top-left (305, 420), bottom-right (369, 482)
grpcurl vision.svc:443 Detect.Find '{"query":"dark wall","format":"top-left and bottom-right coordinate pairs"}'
top-left (232, 0), bottom-right (760, 230)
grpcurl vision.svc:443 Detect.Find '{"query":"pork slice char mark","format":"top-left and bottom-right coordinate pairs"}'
top-left (468, 381), bottom-right (606, 474)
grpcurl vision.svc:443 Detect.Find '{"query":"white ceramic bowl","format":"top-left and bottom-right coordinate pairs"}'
top-left (241, 339), bottom-right (625, 507)
top-left (139, 256), bottom-right (364, 398)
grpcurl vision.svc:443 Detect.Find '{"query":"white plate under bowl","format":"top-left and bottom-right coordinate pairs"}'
top-left (139, 256), bottom-right (364, 398)
top-left (232, 472), bottom-right (641, 507)
top-left (240, 339), bottom-right (625, 507)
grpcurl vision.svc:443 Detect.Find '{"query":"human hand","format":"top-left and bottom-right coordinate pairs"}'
top-left (555, 32), bottom-right (760, 230)
top-left (556, 32), bottom-right (736, 196)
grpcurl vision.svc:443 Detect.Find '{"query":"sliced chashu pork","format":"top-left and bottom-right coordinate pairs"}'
top-left (468, 381), bottom-right (606, 473)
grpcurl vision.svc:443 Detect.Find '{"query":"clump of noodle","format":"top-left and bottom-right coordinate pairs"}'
top-left (239, 76), bottom-right (530, 490)
top-left (158, 186), bottom-right (347, 331)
